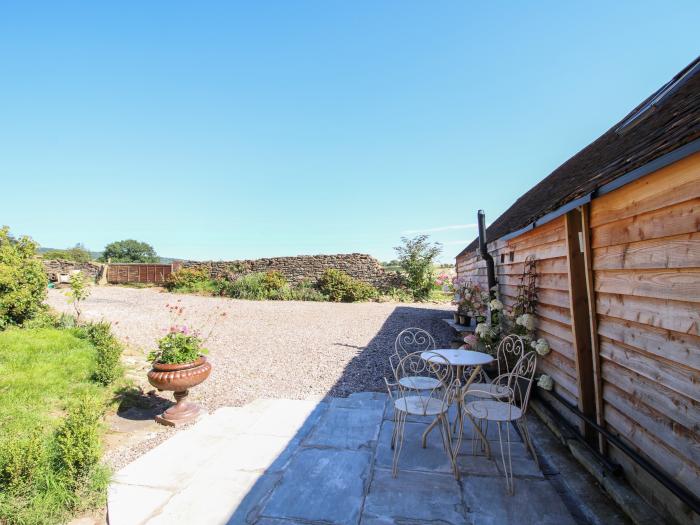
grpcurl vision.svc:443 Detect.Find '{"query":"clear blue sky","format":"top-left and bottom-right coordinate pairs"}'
top-left (1, 2), bottom-right (698, 262)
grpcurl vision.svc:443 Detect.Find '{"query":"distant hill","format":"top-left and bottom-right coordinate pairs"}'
top-left (38, 247), bottom-right (177, 264)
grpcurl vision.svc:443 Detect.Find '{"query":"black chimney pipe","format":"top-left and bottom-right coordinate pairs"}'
top-left (478, 210), bottom-right (496, 295)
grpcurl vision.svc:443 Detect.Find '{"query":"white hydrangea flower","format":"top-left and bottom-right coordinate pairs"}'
top-left (537, 374), bottom-right (553, 391)
top-left (475, 323), bottom-right (489, 338)
top-left (518, 313), bottom-right (535, 331)
top-left (489, 299), bottom-right (504, 311)
top-left (533, 338), bottom-right (550, 356)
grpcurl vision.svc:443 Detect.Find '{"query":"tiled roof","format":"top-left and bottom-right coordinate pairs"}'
top-left (458, 56), bottom-right (700, 257)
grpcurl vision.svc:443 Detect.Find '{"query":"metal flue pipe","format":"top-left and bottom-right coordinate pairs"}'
top-left (477, 210), bottom-right (496, 294)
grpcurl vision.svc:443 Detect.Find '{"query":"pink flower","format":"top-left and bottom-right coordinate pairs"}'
top-left (463, 334), bottom-right (478, 348)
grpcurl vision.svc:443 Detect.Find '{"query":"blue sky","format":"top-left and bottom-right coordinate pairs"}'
top-left (1, 2), bottom-right (698, 262)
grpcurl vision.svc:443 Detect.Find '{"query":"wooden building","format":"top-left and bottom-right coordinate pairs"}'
top-left (456, 57), bottom-right (699, 523)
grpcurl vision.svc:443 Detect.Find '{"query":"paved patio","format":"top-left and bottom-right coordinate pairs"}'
top-left (108, 392), bottom-right (581, 525)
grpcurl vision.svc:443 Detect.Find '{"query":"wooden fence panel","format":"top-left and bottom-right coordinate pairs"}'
top-left (106, 264), bottom-right (173, 284)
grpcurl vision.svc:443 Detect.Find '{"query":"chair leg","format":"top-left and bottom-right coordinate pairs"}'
top-left (392, 411), bottom-right (407, 478)
top-left (439, 414), bottom-right (460, 480)
top-left (496, 421), bottom-right (514, 495)
top-left (466, 413), bottom-right (490, 458)
top-left (518, 419), bottom-right (539, 469)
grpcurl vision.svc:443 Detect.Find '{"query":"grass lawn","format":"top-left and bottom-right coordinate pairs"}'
top-left (0, 328), bottom-right (103, 440)
top-left (0, 327), bottom-right (111, 525)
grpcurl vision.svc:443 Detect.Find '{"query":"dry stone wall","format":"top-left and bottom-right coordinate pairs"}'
top-left (42, 259), bottom-right (105, 282)
top-left (180, 253), bottom-right (400, 290)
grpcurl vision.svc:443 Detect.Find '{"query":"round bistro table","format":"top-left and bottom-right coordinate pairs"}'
top-left (419, 349), bottom-right (494, 448)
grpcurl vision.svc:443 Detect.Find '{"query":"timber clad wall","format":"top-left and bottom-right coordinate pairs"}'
top-left (589, 152), bottom-right (700, 514)
top-left (456, 152), bottom-right (700, 523)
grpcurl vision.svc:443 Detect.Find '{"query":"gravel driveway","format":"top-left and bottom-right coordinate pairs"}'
top-left (47, 286), bottom-right (454, 409)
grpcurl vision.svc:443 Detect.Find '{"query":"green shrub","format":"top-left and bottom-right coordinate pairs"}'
top-left (394, 235), bottom-right (442, 301)
top-left (21, 308), bottom-right (61, 329)
top-left (381, 287), bottom-right (415, 302)
top-left (0, 436), bottom-right (45, 494)
top-left (52, 395), bottom-right (106, 490)
top-left (262, 270), bottom-right (287, 291)
top-left (219, 272), bottom-right (271, 300)
top-left (317, 269), bottom-right (377, 302)
top-left (165, 267), bottom-right (212, 292)
top-left (77, 322), bottom-right (123, 385)
top-left (0, 226), bottom-right (48, 329)
top-left (284, 280), bottom-right (328, 301)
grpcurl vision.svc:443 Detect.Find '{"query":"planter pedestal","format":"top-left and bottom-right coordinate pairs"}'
top-left (155, 389), bottom-right (206, 427)
top-left (147, 356), bottom-right (212, 427)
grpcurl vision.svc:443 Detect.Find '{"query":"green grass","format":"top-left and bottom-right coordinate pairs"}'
top-left (0, 328), bottom-right (102, 439)
top-left (0, 328), bottom-right (110, 525)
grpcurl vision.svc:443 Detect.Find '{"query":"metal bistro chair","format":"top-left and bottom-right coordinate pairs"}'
top-left (391, 351), bottom-right (457, 478)
top-left (465, 334), bottom-right (527, 399)
top-left (384, 328), bottom-right (441, 399)
top-left (463, 335), bottom-right (530, 455)
top-left (459, 351), bottom-right (538, 494)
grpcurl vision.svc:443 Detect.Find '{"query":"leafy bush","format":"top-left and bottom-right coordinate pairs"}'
top-left (262, 270), bottom-right (287, 292)
top-left (52, 394), bottom-right (106, 490)
top-left (99, 239), bottom-right (158, 263)
top-left (77, 322), bottom-right (123, 385)
top-left (148, 330), bottom-right (206, 364)
top-left (317, 269), bottom-right (377, 302)
top-left (381, 287), bottom-right (414, 302)
top-left (283, 280), bottom-right (328, 301)
top-left (394, 235), bottom-right (442, 301)
top-left (0, 226), bottom-right (48, 329)
top-left (21, 308), bottom-right (61, 329)
top-left (0, 436), bottom-right (45, 494)
top-left (41, 244), bottom-right (92, 263)
top-left (218, 272), bottom-right (272, 300)
top-left (165, 267), bottom-right (212, 292)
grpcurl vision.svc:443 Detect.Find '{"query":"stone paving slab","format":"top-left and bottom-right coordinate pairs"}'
top-left (363, 468), bottom-right (466, 525)
top-left (108, 392), bottom-right (584, 525)
top-left (304, 405), bottom-right (383, 449)
top-left (462, 476), bottom-right (577, 525)
top-left (259, 447), bottom-right (372, 525)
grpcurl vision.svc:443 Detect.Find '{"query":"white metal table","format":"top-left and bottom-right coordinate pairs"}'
top-left (419, 349), bottom-right (494, 448)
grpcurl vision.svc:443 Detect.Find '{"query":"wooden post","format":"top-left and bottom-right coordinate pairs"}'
top-left (565, 208), bottom-right (597, 445)
top-left (579, 204), bottom-right (607, 454)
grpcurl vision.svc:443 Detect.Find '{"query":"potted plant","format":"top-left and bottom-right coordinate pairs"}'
top-left (147, 327), bottom-right (212, 426)
top-left (452, 278), bottom-right (489, 327)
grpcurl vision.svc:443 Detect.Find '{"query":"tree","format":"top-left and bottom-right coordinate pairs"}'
top-left (100, 239), bottom-right (158, 263)
top-left (66, 271), bottom-right (91, 323)
top-left (394, 235), bottom-right (442, 301)
top-left (43, 243), bottom-right (92, 262)
top-left (0, 226), bottom-right (48, 327)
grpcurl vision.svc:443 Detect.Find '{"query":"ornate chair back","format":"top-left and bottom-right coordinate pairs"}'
top-left (494, 334), bottom-right (527, 378)
top-left (394, 351), bottom-right (452, 415)
top-left (504, 351), bottom-right (538, 413)
top-left (391, 328), bottom-right (436, 376)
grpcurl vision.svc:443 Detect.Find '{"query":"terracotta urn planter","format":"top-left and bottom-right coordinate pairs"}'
top-left (147, 356), bottom-right (212, 426)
